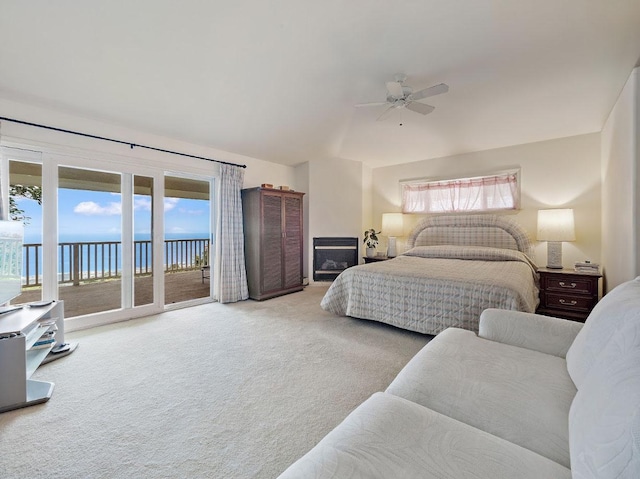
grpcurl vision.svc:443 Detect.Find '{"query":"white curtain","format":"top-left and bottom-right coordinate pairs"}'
top-left (216, 164), bottom-right (249, 303)
top-left (0, 160), bottom-right (4, 220)
top-left (402, 173), bottom-right (518, 214)
top-left (0, 126), bottom-right (5, 220)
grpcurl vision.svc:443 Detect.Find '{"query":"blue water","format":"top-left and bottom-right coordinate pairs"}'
top-left (21, 232), bottom-right (211, 279)
top-left (25, 232), bottom-right (209, 244)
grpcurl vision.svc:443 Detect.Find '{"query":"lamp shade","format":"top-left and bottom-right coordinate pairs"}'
top-left (537, 209), bottom-right (575, 242)
top-left (381, 213), bottom-right (404, 237)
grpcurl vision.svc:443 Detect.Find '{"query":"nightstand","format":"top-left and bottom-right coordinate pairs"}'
top-left (363, 256), bottom-right (389, 264)
top-left (537, 268), bottom-right (602, 322)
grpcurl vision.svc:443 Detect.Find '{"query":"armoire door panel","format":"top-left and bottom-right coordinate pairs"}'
top-left (261, 193), bottom-right (283, 292)
top-left (283, 196), bottom-right (302, 289)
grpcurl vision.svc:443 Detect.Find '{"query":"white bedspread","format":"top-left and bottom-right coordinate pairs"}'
top-left (320, 246), bottom-right (539, 335)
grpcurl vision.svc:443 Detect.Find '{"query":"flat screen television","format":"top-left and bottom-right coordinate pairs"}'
top-left (0, 220), bottom-right (23, 310)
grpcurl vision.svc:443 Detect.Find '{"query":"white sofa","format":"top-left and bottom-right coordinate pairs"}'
top-left (278, 277), bottom-right (640, 478)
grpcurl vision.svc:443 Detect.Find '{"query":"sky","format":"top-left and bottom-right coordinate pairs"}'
top-left (15, 189), bottom-right (210, 243)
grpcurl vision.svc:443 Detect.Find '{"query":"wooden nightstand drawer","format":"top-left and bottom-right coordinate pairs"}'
top-left (536, 268), bottom-right (602, 322)
top-left (544, 277), bottom-right (594, 294)
top-left (363, 256), bottom-right (389, 263)
top-left (542, 292), bottom-right (596, 314)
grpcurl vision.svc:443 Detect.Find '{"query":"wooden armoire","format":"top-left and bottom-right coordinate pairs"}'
top-left (241, 187), bottom-right (305, 300)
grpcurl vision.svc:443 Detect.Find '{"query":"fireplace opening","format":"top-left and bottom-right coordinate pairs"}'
top-left (313, 237), bottom-right (358, 281)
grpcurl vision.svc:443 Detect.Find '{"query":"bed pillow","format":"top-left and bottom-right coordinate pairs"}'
top-left (402, 245), bottom-right (537, 269)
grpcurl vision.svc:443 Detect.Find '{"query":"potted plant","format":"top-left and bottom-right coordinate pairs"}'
top-left (363, 228), bottom-right (380, 258)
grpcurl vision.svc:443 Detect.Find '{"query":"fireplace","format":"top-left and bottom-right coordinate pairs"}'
top-left (313, 237), bottom-right (359, 281)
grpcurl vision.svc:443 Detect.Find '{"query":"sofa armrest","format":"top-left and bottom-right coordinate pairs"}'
top-left (478, 308), bottom-right (584, 358)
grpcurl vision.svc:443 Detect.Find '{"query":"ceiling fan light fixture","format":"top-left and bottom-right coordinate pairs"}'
top-left (356, 75), bottom-right (448, 121)
top-left (394, 73), bottom-right (408, 83)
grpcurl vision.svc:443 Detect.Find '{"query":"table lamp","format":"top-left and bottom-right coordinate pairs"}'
top-left (381, 213), bottom-right (404, 258)
top-left (537, 209), bottom-right (575, 269)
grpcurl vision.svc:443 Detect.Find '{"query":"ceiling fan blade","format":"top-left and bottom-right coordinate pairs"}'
top-left (376, 105), bottom-right (396, 121)
top-left (354, 101), bottom-right (390, 108)
top-left (408, 83), bottom-right (449, 101)
top-left (406, 102), bottom-right (435, 115)
top-left (386, 81), bottom-right (404, 99)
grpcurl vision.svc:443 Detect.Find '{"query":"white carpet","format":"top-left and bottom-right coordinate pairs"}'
top-left (0, 285), bottom-right (431, 478)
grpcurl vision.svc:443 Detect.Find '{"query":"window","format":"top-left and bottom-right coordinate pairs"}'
top-left (1, 145), bottom-right (218, 326)
top-left (401, 171), bottom-right (520, 214)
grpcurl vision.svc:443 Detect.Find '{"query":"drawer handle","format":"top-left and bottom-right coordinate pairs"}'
top-left (559, 282), bottom-right (577, 288)
top-left (559, 299), bottom-right (578, 306)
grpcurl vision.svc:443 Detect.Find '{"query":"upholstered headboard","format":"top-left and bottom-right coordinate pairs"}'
top-left (405, 215), bottom-right (534, 257)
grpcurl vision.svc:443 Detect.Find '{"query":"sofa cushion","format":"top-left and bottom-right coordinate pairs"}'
top-left (277, 392), bottom-right (571, 479)
top-left (478, 308), bottom-right (583, 358)
top-left (386, 328), bottom-right (576, 467)
top-left (566, 276), bottom-right (640, 388)
top-left (569, 306), bottom-right (640, 478)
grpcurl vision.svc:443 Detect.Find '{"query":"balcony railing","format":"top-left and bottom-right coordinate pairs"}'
top-left (22, 238), bottom-right (210, 287)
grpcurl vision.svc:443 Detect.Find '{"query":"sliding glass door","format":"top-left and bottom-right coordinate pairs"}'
top-left (133, 175), bottom-right (154, 307)
top-left (163, 174), bottom-right (212, 306)
top-left (57, 166), bottom-right (123, 317)
top-left (1, 146), bottom-right (217, 323)
top-left (8, 156), bottom-right (43, 304)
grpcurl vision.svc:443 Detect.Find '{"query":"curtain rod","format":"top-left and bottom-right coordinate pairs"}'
top-left (0, 116), bottom-right (247, 169)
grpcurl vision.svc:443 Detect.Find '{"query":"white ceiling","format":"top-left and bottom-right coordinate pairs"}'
top-left (1, 1), bottom-right (639, 168)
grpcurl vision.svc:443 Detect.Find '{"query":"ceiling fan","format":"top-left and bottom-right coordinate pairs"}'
top-left (355, 74), bottom-right (449, 121)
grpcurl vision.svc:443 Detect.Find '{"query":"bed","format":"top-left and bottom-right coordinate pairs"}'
top-left (320, 214), bottom-right (539, 335)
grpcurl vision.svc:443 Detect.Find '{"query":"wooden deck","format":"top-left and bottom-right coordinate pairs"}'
top-left (14, 270), bottom-right (210, 318)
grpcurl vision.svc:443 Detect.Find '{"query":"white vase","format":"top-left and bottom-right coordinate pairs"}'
top-left (366, 247), bottom-right (376, 258)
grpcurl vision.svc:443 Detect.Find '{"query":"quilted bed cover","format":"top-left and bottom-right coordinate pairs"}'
top-left (320, 245), bottom-right (539, 335)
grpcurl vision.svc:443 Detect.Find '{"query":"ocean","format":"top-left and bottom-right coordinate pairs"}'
top-left (21, 232), bottom-right (211, 280)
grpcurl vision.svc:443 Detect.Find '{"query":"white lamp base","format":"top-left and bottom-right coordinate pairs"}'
top-left (546, 241), bottom-right (563, 269)
top-left (387, 237), bottom-right (397, 258)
